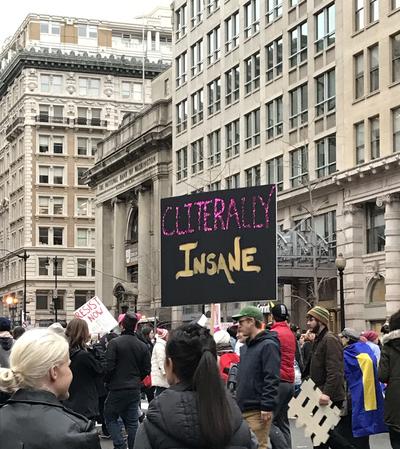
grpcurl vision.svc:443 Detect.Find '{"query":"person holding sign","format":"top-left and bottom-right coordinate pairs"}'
top-left (133, 323), bottom-right (255, 449)
top-left (233, 306), bottom-right (281, 449)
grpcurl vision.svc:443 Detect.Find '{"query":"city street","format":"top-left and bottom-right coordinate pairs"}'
top-left (100, 419), bottom-right (392, 449)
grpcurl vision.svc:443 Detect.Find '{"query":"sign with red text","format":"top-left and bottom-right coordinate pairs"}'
top-left (74, 296), bottom-right (118, 334)
top-left (161, 185), bottom-right (276, 306)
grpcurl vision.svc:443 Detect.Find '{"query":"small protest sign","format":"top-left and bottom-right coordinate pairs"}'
top-left (161, 185), bottom-right (277, 307)
top-left (74, 296), bottom-right (118, 334)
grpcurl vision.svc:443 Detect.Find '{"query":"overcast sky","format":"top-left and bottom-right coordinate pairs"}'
top-left (0, 0), bottom-right (172, 45)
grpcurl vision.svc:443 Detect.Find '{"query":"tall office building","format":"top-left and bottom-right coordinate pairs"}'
top-left (0, 9), bottom-right (171, 326)
top-left (171, 0), bottom-right (400, 329)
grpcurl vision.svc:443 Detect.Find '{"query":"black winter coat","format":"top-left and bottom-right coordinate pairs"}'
top-left (0, 389), bottom-right (101, 449)
top-left (105, 330), bottom-right (151, 391)
top-left (63, 347), bottom-right (104, 419)
top-left (133, 383), bottom-right (255, 449)
top-left (236, 330), bottom-right (281, 412)
top-left (378, 329), bottom-right (400, 432)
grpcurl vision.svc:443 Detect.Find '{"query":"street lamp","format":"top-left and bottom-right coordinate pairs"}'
top-left (45, 256), bottom-right (59, 322)
top-left (4, 295), bottom-right (19, 326)
top-left (0, 249), bottom-right (29, 323)
top-left (335, 252), bottom-right (347, 329)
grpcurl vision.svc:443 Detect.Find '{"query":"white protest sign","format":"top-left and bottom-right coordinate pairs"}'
top-left (74, 296), bottom-right (118, 334)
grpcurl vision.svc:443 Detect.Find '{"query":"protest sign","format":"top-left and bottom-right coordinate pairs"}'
top-left (161, 185), bottom-right (276, 307)
top-left (74, 296), bottom-right (118, 334)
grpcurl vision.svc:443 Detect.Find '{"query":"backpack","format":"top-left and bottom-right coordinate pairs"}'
top-left (226, 363), bottom-right (239, 397)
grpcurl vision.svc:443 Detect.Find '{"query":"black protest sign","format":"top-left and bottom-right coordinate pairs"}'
top-left (160, 185), bottom-right (277, 307)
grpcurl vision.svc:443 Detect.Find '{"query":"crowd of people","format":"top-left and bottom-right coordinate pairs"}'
top-left (0, 305), bottom-right (399, 449)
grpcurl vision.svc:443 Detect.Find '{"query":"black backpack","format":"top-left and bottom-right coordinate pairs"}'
top-left (226, 363), bottom-right (238, 397)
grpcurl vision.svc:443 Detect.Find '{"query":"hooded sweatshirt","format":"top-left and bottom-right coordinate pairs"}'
top-left (0, 331), bottom-right (13, 368)
top-left (133, 382), bottom-right (254, 449)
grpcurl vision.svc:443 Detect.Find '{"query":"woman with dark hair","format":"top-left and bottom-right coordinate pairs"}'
top-left (64, 318), bottom-right (104, 420)
top-left (134, 323), bottom-right (255, 449)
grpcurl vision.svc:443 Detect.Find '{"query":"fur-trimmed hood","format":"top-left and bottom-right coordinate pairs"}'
top-left (382, 329), bottom-right (400, 345)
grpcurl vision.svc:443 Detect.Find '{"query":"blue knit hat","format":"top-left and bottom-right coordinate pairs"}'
top-left (0, 317), bottom-right (11, 332)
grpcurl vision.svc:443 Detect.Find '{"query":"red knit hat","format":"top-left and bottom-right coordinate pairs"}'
top-left (156, 328), bottom-right (169, 340)
top-left (362, 330), bottom-right (379, 342)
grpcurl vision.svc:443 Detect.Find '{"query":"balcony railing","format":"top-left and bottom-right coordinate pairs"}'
top-left (6, 117), bottom-right (24, 141)
top-left (74, 118), bottom-right (108, 127)
top-left (35, 115), bottom-right (69, 125)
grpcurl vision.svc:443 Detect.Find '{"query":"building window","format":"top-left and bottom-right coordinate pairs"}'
top-left (244, 52), bottom-right (260, 94)
top-left (392, 0), bottom-right (400, 10)
top-left (290, 0), bottom-right (299, 5)
top-left (175, 4), bottom-right (187, 40)
top-left (207, 78), bottom-right (221, 116)
top-left (38, 258), bottom-right (49, 276)
top-left (191, 139), bottom-right (204, 174)
top-left (53, 227), bottom-right (63, 245)
top-left (225, 66), bottom-right (240, 105)
top-left (355, 121), bottom-right (365, 164)
top-left (289, 84), bottom-right (308, 128)
top-left (266, 96), bottom-right (283, 140)
top-left (38, 227), bottom-right (63, 245)
top-left (191, 89), bottom-right (203, 125)
top-left (315, 69), bottom-right (335, 117)
top-left (78, 25), bottom-right (97, 39)
top-left (40, 74), bottom-right (62, 94)
top-left (77, 167), bottom-right (87, 186)
top-left (206, 0), bottom-right (219, 14)
top-left (39, 135), bottom-right (49, 153)
top-left (393, 107), bottom-right (400, 152)
top-left (208, 130), bottom-right (221, 167)
top-left (366, 203), bottom-right (385, 253)
top-left (207, 26), bottom-right (220, 65)
top-left (77, 259), bottom-right (96, 277)
top-left (316, 135), bottom-right (336, 178)
top-left (290, 146), bottom-right (308, 187)
top-left (191, 0), bottom-right (203, 27)
top-left (226, 173), bottom-right (240, 189)
top-left (76, 228), bottom-right (95, 247)
top-left (315, 4), bottom-right (335, 52)
top-left (225, 119), bottom-right (240, 159)
top-left (245, 109), bottom-right (260, 150)
top-left (266, 36), bottom-right (282, 81)
top-left (266, 156), bottom-right (283, 191)
top-left (289, 22), bottom-right (307, 68)
top-left (38, 166), bottom-right (64, 185)
top-left (78, 78), bottom-right (100, 97)
top-left (176, 147), bottom-right (188, 181)
top-left (244, 0), bottom-right (260, 38)
top-left (369, 0), bottom-right (379, 22)
top-left (355, 0), bottom-right (365, 31)
top-left (38, 196), bottom-right (49, 215)
top-left (40, 21), bottom-right (60, 36)
top-left (176, 100), bottom-right (188, 133)
top-left (176, 52), bottom-right (187, 87)
top-left (121, 81), bottom-right (143, 101)
top-left (77, 198), bottom-right (89, 216)
top-left (36, 291), bottom-right (48, 310)
top-left (370, 116), bottom-right (380, 159)
top-left (392, 33), bottom-right (400, 83)
top-left (369, 277), bottom-right (385, 303)
top-left (354, 52), bottom-right (364, 99)
top-left (53, 197), bottom-right (64, 215)
top-left (39, 196), bottom-right (64, 215)
top-left (77, 137), bottom-right (89, 156)
top-left (245, 165), bottom-right (261, 187)
top-left (369, 44), bottom-right (379, 92)
top-left (266, 0), bottom-right (282, 24)
top-left (225, 11), bottom-right (239, 52)
top-left (209, 181), bottom-right (221, 191)
top-left (191, 39), bottom-right (203, 76)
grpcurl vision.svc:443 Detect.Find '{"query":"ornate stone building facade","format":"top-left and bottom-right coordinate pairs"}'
top-left (0, 10), bottom-right (171, 325)
top-left (86, 70), bottom-right (172, 322)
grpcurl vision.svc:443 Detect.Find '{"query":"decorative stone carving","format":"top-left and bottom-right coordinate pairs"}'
top-left (376, 193), bottom-right (400, 207)
top-left (343, 204), bottom-right (363, 215)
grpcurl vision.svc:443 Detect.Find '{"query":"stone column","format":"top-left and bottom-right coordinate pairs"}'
top-left (96, 202), bottom-right (113, 307)
top-left (338, 204), bottom-right (365, 330)
top-left (138, 186), bottom-right (152, 312)
top-left (384, 194), bottom-right (400, 317)
top-left (147, 30), bottom-right (152, 52)
top-left (112, 198), bottom-right (128, 283)
top-left (155, 31), bottom-right (160, 51)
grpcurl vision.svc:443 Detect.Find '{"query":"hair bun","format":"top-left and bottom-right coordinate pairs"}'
top-left (0, 368), bottom-right (20, 393)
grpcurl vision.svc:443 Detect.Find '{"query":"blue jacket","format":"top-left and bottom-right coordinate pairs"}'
top-left (236, 330), bottom-right (281, 412)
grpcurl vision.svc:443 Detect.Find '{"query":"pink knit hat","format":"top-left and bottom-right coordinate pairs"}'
top-left (362, 330), bottom-right (379, 342)
top-left (156, 328), bottom-right (169, 340)
top-left (117, 313), bottom-right (126, 324)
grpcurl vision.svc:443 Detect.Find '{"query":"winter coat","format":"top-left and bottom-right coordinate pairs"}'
top-left (236, 330), bottom-right (281, 412)
top-left (309, 327), bottom-right (345, 403)
top-left (219, 352), bottom-right (240, 383)
top-left (151, 336), bottom-right (169, 388)
top-left (133, 382), bottom-right (255, 449)
top-left (0, 389), bottom-right (101, 449)
top-left (105, 329), bottom-right (151, 391)
top-left (63, 347), bottom-right (104, 419)
top-left (271, 321), bottom-right (296, 383)
top-left (0, 331), bottom-right (13, 368)
top-left (378, 329), bottom-right (400, 432)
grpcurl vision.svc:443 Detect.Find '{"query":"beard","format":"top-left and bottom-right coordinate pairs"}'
top-left (310, 321), bottom-right (321, 334)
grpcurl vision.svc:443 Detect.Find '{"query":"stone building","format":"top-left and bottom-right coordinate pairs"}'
top-left (86, 69), bottom-right (172, 322)
top-left (0, 9), bottom-right (171, 325)
top-left (170, 0), bottom-right (400, 330)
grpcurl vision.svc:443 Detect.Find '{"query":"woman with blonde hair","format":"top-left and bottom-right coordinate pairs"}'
top-left (64, 318), bottom-right (104, 420)
top-left (0, 329), bottom-right (101, 449)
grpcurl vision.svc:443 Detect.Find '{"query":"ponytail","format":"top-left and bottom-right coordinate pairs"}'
top-left (166, 324), bottom-right (232, 449)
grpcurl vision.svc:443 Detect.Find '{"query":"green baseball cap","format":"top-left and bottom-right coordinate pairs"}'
top-left (232, 306), bottom-right (263, 322)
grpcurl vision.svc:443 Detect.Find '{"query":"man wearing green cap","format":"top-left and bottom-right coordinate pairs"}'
top-left (306, 306), bottom-right (345, 449)
top-left (233, 306), bottom-right (280, 449)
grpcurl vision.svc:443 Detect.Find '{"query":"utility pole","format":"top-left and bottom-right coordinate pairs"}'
top-left (53, 256), bottom-right (58, 323)
top-left (17, 249), bottom-right (29, 323)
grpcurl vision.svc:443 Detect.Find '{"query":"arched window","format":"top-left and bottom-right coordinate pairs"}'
top-left (127, 209), bottom-right (138, 243)
top-left (369, 276), bottom-right (385, 303)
